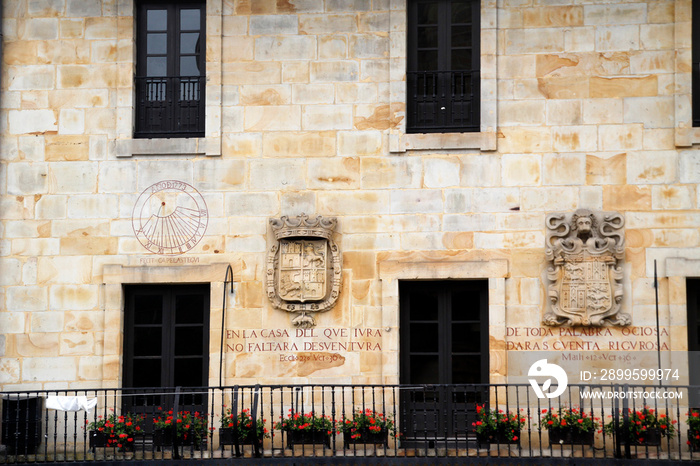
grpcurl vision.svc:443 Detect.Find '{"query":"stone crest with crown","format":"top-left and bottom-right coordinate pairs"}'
top-left (266, 214), bottom-right (342, 328)
top-left (544, 209), bottom-right (630, 327)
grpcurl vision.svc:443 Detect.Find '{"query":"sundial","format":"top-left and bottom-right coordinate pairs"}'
top-left (132, 180), bottom-right (208, 255)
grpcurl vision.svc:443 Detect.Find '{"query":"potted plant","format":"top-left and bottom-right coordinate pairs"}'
top-left (539, 407), bottom-right (599, 446)
top-left (339, 409), bottom-right (395, 448)
top-left (152, 407), bottom-right (208, 447)
top-left (86, 411), bottom-right (143, 452)
top-left (472, 404), bottom-right (525, 445)
top-left (275, 410), bottom-right (334, 448)
top-left (686, 409), bottom-right (700, 452)
top-left (604, 407), bottom-right (676, 446)
top-left (219, 407), bottom-right (269, 445)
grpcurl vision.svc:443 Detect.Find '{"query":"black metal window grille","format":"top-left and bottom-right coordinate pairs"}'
top-left (135, 1), bottom-right (205, 138)
top-left (407, 0), bottom-right (480, 133)
top-left (694, 0), bottom-right (700, 127)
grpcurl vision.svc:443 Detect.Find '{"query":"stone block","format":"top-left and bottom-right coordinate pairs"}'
top-left (498, 101), bottom-right (546, 126)
top-left (391, 190), bottom-right (442, 214)
top-left (249, 159), bottom-right (306, 190)
top-left (78, 355), bottom-right (104, 380)
top-left (49, 89), bottom-right (109, 108)
top-left (523, 6), bottom-right (583, 27)
top-left (319, 35), bottom-right (348, 59)
top-left (23, 18), bottom-right (59, 40)
top-left (6, 286), bottom-right (47, 312)
top-left (602, 185), bottom-right (651, 211)
top-left (66, 194), bottom-right (119, 219)
top-left (598, 124), bottom-right (643, 151)
top-left (501, 153), bottom-right (541, 186)
top-left (627, 151), bottom-right (677, 184)
top-left (98, 162), bottom-right (136, 193)
top-left (590, 76), bottom-right (657, 98)
top-left (58, 109), bottom-right (85, 135)
top-left (623, 97), bottom-right (674, 129)
top-left (60, 332), bottom-right (97, 355)
top-left (66, 0), bottom-right (102, 17)
top-left (299, 14), bottom-right (357, 34)
top-left (307, 157), bottom-right (360, 190)
top-left (245, 105), bottom-right (301, 131)
top-left (255, 36), bottom-right (316, 61)
top-left (586, 153), bottom-right (626, 185)
top-left (7, 163), bottom-right (48, 195)
top-left (652, 185), bottom-right (695, 210)
top-left (249, 15), bottom-right (298, 35)
top-left (459, 153), bottom-right (500, 187)
top-left (497, 127), bottom-right (552, 153)
top-left (222, 35), bottom-right (254, 62)
top-left (8, 109), bottom-right (57, 134)
top-left (280, 191), bottom-right (316, 214)
top-left (15, 333), bottom-right (60, 357)
top-left (652, 229), bottom-right (700, 248)
top-left (136, 160), bottom-right (193, 190)
top-left (583, 98), bottom-right (623, 124)
top-left (338, 130), bottom-right (383, 156)
top-left (291, 84), bottom-right (335, 104)
top-left (302, 104), bottom-right (353, 130)
top-left (60, 237), bottom-right (118, 255)
top-left (11, 238), bottom-right (59, 256)
top-left (336, 83), bottom-right (378, 103)
top-left (471, 188), bottom-right (521, 213)
top-left (317, 191), bottom-right (391, 215)
top-left (38, 256), bottom-right (92, 284)
top-left (543, 153), bottom-right (585, 186)
top-left (423, 157), bottom-right (460, 188)
top-left (521, 187), bottom-right (578, 211)
top-left (361, 156), bottom-right (421, 189)
top-left (281, 62), bottom-right (309, 83)
top-left (22, 357), bottom-right (77, 382)
top-left (222, 133), bottom-right (262, 157)
top-left (545, 99), bottom-right (582, 126)
top-left (225, 192), bottom-right (278, 216)
top-left (506, 28), bottom-right (565, 54)
top-left (45, 135), bottom-right (90, 162)
top-left (49, 285), bottom-right (99, 311)
top-left (310, 61), bottom-right (359, 82)
top-left (584, 4), bottom-right (647, 25)
top-left (18, 136), bottom-right (45, 162)
top-left (60, 18), bottom-right (84, 39)
top-left (0, 359), bottom-right (20, 384)
top-left (84, 17), bottom-right (117, 39)
top-left (194, 159), bottom-right (245, 190)
top-left (552, 125), bottom-right (597, 152)
top-left (223, 62), bottom-right (281, 85)
top-left (262, 131), bottom-right (335, 157)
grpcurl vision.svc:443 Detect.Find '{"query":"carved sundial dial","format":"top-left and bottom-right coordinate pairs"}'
top-left (132, 180), bottom-right (208, 255)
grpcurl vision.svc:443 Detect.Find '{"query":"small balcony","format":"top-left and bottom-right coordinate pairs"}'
top-left (134, 76), bottom-right (205, 139)
top-left (1, 384), bottom-right (698, 464)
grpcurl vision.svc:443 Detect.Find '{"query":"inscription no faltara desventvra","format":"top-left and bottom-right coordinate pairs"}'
top-left (225, 327), bottom-right (383, 353)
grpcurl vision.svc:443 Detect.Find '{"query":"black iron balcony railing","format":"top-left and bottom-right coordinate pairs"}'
top-left (1, 384), bottom-right (699, 463)
top-left (406, 70), bottom-right (480, 133)
top-left (134, 76), bottom-right (205, 139)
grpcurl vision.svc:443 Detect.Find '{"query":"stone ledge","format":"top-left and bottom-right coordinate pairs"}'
top-left (666, 257), bottom-right (700, 277)
top-left (378, 258), bottom-right (509, 280)
top-left (115, 137), bottom-right (222, 157)
top-left (103, 262), bottom-right (237, 284)
top-left (390, 131), bottom-right (497, 153)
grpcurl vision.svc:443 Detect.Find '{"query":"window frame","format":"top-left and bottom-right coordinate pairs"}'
top-left (390, 0), bottom-right (496, 152)
top-left (406, 0), bottom-right (481, 134)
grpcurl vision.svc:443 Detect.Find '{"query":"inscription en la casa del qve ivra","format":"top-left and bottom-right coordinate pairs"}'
top-left (225, 327), bottom-right (382, 354)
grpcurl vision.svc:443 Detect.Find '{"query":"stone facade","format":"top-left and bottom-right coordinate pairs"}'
top-left (0, 0), bottom-right (698, 390)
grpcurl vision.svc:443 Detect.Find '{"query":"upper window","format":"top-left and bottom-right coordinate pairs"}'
top-left (694, 0), bottom-right (700, 128)
top-left (406, 0), bottom-right (480, 133)
top-left (135, 1), bottom-right (205, 139)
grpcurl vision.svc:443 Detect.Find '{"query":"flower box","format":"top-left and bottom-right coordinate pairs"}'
top-left (219, 428), bottom-right (260, 446)
top-left (285, 430), bottom-right (331, 448)
top-left (476, 429), bottom-right (520, 446)
top-left (343, 429), bottom-right (388, 448)
top-left (689, 429), bottom-right (700, 452)
top-left (631, 429), bottom-right (662, 446)
top-left (153, 428), bottom-right (198, 447)
top-left (89, 431), bottom-right (134, 452)
top-left (548, 429), bottom-right (594, 446)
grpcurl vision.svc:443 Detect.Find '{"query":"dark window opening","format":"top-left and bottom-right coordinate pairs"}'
top-left (135, 1), bottom-right (205, 138)
top-left (123, 284), bottom-right (210, 416)
top-left (407, 0), bottom-right (480, 133)
top-left (399, 280), bottom-right (489, 443)
top-left (687, 279), bottom-right (700, 407)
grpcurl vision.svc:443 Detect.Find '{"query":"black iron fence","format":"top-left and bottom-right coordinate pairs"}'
top-left (1, 384), bottom-right (699, 463)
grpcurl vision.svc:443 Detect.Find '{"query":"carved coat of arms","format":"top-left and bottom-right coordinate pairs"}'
top-left (266, 214), bottom-right (341, 328)
top-left (544, 209), bottom-right (630, 327)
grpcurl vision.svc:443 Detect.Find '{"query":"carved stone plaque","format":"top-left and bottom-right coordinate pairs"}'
top-left (266, 214), bottom-right (341, 328)
top-left (544, 209), bottom-right (630, 327)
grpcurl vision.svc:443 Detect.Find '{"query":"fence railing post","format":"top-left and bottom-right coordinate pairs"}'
top-left (172, 386), bottom-right (181, 460)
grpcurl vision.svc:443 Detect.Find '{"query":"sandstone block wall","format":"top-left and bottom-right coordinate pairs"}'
top-left (0, 0), bottom-right (698, 390)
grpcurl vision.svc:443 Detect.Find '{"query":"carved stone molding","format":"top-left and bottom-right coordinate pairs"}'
top-left (266, 214), bottom-right (342, 328)
top-left (544, 209), bottom-right (630, 327)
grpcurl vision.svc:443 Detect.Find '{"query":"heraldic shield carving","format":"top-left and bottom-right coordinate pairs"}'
top-left (266, 214), bottom-right (342, 328)
top-left (544, 209), bottom-right (630, 327)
